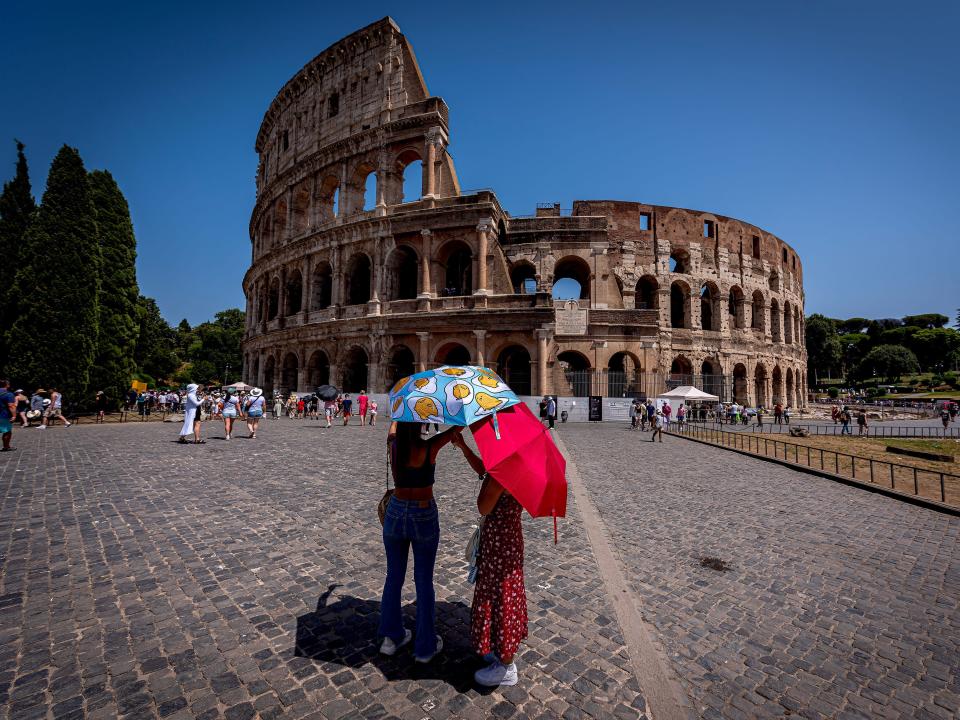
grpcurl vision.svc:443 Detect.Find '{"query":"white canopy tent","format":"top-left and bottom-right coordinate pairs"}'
top-left (223, 381), bottom-right (252, 392)
top-left (656, 385), bottom-right (719, 417)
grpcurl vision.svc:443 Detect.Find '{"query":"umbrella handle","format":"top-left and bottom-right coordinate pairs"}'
top-left (553, 509), bottom-right (558, 545)
top-left (492, 411), bottom-right (501, 440)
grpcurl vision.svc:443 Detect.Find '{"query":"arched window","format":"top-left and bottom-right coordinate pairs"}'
top-left (669, 249), bottom-right (690, 274)
top-left (387, 346), bottom-right (416, 388)
top-left (700, 283), bottom-right (719, 331)
top-left (751, 290), bottom-right (764, 331)
top-left (552, 257), bottom-right (591, 300)
top-left (345, 254), bottom-right (372, 305)
top-left (670, 281), bottom-right (690, 329)
top-left (510, 263), bottom-right (537, 294)
top-left (728, 286), bottom-right (745, 329)
top-left (786, 368), bottom-right (795, 408)
top-left (636, 276), bottom-right (658, 310)
top-left (607, 351), bottom-right (641, 396)
top-left (435, 342), bottom-right (471, 367)
top-left (496, 346), bottom-right (532, 396)
top-left (385, 246), bottom-right (419, 301)
top-left (311, 262), bottom-right (333, 310)
top-left (285, 270), bottom-right (303, 316)
top-left (268, 278), bottom-right (280, 320)
top-left (700, 358), bottom-right (722, 398)
top-left (316, 175), bottom-right (340, 222)
top-left (263, 356), bottom-right (276, 396)
top-left (772, 366), bottom-right (783, 405)
top-left (770, 299), bottom-right (782, 342)
top-left (783, 302), bottom-right (793, 344)
top-left (558, 351), bottom-right (591, 397)
top-left (341, 347), bottom-right (368, 393)
top-left (439, 242), bottom-right (473, 296)
top-left (281, 352), bottom-right (299, 394)
top-left (754, 364), bottom-right (768, 407)
top-left (733, 363), bottom-right (748, 405)
top-left (292, 185), bottom-right (310, 236)
top-left (395, 149), bottom-right (423, 204)
top-left (670, 355), bottom-right (693, 385)
top-left (768, 270), bottom-right (779, 292)
top-left (274, 200), bottom-right (287, 244)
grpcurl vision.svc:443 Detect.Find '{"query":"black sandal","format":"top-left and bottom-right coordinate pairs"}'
top-left (194, 439), bottom-right (206, 444)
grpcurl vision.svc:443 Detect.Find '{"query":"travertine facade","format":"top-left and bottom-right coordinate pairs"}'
top-left (242, 17), bottom-right (807, 407)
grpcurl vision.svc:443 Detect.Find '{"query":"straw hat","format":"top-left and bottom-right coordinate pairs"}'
top-left (250, 387), bottom-right (263, 397)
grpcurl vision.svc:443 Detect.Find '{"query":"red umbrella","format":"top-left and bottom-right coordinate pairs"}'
top-left (471, 403), bottom-right (567, 541)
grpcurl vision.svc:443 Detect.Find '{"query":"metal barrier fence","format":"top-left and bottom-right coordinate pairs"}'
top-left (686, 420), bottom-right (960, 438)
top-left (671, 422), bottom-right (959, 506)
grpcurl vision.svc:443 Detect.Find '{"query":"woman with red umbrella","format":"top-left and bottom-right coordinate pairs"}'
top-left (451, 434), bottom-right (527, 688)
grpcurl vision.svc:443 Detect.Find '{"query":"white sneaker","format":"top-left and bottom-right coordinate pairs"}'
top-left (36, 425), bottom-right (46, 430)
top-left (379, 629), bottom-right (412, 656)
top-left (414, 635), bottom-right (443, 663)
top-left (474, 660), bottom-right (518, 687)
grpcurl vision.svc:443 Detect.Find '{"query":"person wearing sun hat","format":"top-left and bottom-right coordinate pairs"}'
top-left (244, 387), bottom-right (265, 438)
top-left (178, 383), bottom-right (205, 444)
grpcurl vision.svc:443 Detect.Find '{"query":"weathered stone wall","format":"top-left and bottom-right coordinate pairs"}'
top-left (242, 17), bottom-right (807, 409)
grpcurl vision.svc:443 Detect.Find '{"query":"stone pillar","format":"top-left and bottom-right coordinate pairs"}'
top-left (369, 240), bottom-right (382, 316)
top-left (309, 174), bottom-right (318, 231)
top-left (418, 230), bottom-right (433, 298)
top-left (535, 328), bottom-right (551, 396)
top-left (423, 130), bottom-right (438, 198)
top-left (301, 256), bottom-right (311, 318)
top-left (332, 246), bottom-right (344, 307)
top-left (473, 330), bottom-right (487, 367)
top-left (475, 219), bottom-right (492, 295)
top-left (417, 332), bottom-right (430, 372)
top-left (285, 186), bottom-right (293, 241)
top-left (339, 163), bottom-right (349, 216)
top-left (279, 267), bottom-right (288, 319)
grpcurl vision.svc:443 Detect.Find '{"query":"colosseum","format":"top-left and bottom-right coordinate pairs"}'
top-left (241, 17), bottom-right (807, 409)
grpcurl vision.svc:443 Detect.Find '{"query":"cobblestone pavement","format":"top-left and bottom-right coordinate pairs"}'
top-left (0, 420), bottom-right (646, 720)
top-left (561, 423), bottom-right (960, 720)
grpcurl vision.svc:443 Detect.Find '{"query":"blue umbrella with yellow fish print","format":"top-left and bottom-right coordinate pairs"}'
top-left (388, 366), bottom-right (520, 435)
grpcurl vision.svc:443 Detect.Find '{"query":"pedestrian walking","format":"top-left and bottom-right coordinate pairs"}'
top-left (358, 390), bottom-right (369, 426)
top-left (244, 387), bottom-right (265, 438)
top-left (538, 397), bottom-right (548, 426)
top-left (856, 410), bottom-right (868, 436)
top-left (324, 398), bottom-right (335, 428)
top-left (94, 391), bottom-right (108, 423)
top-left (39, 388), bottom-right (71, 428)
top-left (14, 389), bottom-right (29, 428)
top-left (629, 400), bottom-right (638, 429)
top-left (941, 407), bottom-right (951, 430)
top-left (0, 380), bottom-right (16, 452)
top-left (651, 410), bottom-right (664, 442)
top-left (378, 422), bottom-right (464, 663)
top-left (840, 407), bottom-right (852, 435)
top-left (369, 398), bottom-right (378, 427)
top-left (756, 407), bottom-right (764, 429)
top-left (774, 403), bottom-right (783, 425)
top-left (341, 394), bottom-right (353, 425)
top-left (546, 396), bottom-right (557, 430)
top-left (450, 433), bottom-right (528, 688)
top-left (178, 384), bottom-right (205, 444)
top-left (220, 387), bottom-right (242, 440)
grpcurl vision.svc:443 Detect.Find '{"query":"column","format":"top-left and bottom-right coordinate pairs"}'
top-left (279, 267), bottom-right (288, 318)
top-left (473, 329), bottom-right (487, 368)
top-left (309, 173), bottom-right (318, 231)
top-left (339, 163), bottom-right (349, 216)
top-left (422, 129), bottom-right (438, 198)
top-left (332, 245), bottom-right (344, 306)
top-left (369, 241), bottom-right (382, 315)
top-left (535, 328), bottom-right (551, 396)
top-left (417, 332), bottom-right (430, 372)
top-left (375, 150), bottom-right (387, 211)
top-left (475, 219), bottom-right (491, 295)
top-left (418, 229), bottom-right (433, 298)
top-left (285, 186), bottom-right (293, 241)
top-left (301, 256), bottom-right (311, 319)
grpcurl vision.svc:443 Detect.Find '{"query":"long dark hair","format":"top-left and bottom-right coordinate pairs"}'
top-left (392, 422), bottom-right (429, 470)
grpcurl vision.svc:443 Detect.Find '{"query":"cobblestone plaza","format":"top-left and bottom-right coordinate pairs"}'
top-left (0, 421), bottom-right (957, 719)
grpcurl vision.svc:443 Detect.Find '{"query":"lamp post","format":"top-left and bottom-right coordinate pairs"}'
top-left (225, 364), bottom-right (231, 385)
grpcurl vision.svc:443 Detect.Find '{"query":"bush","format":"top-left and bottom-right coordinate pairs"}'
top-left (827, 387), bottom-right (840, 399)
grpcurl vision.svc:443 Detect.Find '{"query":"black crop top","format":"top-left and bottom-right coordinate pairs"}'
top-left (390, 437), bottom-right (437, 488)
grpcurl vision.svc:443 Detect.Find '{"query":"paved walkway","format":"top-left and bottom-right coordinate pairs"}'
top-left (0, 421), bottom-right (644, 720)
top-left (561, 423), bottom-right (960, 720)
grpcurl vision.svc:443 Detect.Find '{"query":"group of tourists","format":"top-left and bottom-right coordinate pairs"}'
top-left (176, 385), bottom-right (267, 443)
top-left (379, 420), bottom-right (527, 687)
top-left (0, 381), bottom-right (74, 451)
top-left (271, 390), bottom-right (378, 428)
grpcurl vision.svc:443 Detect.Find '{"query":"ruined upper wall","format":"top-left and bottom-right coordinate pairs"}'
top-left (254, 17), bottom-right (431, 180)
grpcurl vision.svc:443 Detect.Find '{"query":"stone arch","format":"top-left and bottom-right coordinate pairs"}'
top-left (733, 363), bottom-right (748, 404)
top-left (434, 341), bottom-right (471, 367)
top-left (770, 298), bottom-right (782, 342)
top-left (670, 354), bottom-right (693, 383)
top-left (394, 148), bottom-right (423, 205)
top-left (345, 253), bottom-right (372, 305)
top-left (268, 277), bottom-right (280, 320)
top-left (635, 275), bottom-right (658, 310)
top-left (315, 174), bottom-right (340, 222)
top-left (772, 365), bottom-right (783, 405)
top-left (261, 216), bottom-right (273, 251)
top-left (307, 350), bottom-right (330, 388)
top-left (252, 356), bottom-right (260, 388)
top-left (292, 184), bottom-right (310, 236)
top-left (496, 345), bottom-right (532, 396)
top-left (437, 240), bottom-right (473, 296)
top-left (754, 363), bottom-right (768, 408)
top-left (783, 301), bottom-right (793, 344)
top-left (768, 269), bottom-right (779, 292)
top-left (351, 160), bottom-right (378, 213)
top-left (700, 281), bottom-right (720, 331)
top-left (384, 245), bottom-right (419, 301)
top-left (728, 285), bottom-right (745, 329)
top-left (510, 261), bottom-right (537, 294)
top-left (386, 345), bottom-right (416, 388)
top-left (751, 290), bottom-right (765, 331)
top-left (340, 346), bottom-right (369, 393)
top-left (552, 256), bottom-right (591, 300)
top-left (274, 198), bottom-right (288, 243)
top-left (557, 350), bottom-right (591, 397)
top-left (311, 261), bottom-right (333, 310)
top-left (796, 366), bottom-right (804, 407)
top-left (607, 350), bottom-right (642, 396)
top-left (786, 368), bottom-right (794, 408)
top-left (281, 352), bottom-right (299, 394)
top-left (669, 247), bottom-right (691, 274)
top-left (700, 357), bottom-right (723, 398)
top-left (263, 355), bottom-right (276, 396)
top-left (670, 280), bottom-right (691, 329)
top-left (285, 269), bottom-right (303, 316)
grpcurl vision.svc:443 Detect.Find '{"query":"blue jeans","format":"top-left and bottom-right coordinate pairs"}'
top-left (841, 421), bottom-right (851, 435)
top-left (378, 497), bottom-right (440, 658)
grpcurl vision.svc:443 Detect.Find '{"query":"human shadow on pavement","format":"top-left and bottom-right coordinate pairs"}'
top-left (294, 583), bottom-right (482, 692)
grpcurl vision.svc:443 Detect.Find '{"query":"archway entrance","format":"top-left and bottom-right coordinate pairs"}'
top-left (281, 353), bottom-right (299, 394)
top-left (263, 356), bottom-right (276, 396)
top-left (435, 343), bottom-right (471, 367)
top-left (387, 346), bottom-right (416, 389)
top-left (772, 366), bottom-right (783, 405)
top-left (755, 365), bottom-right (768, 408)
top-left (552, 257), bottom-right (590, 300)
top-left (307, 350), bottom-right (330, 388)
top-left (346, 254), bottom-right (372, 305)
top-left (385, 246), bottom-right (419, 301)
top-left (607, 352), bottom-right (641, 396)
top-left (700, 358), bottom-right (723, 398)
top-left (558, 351), bottom-right (591, 397)
top-left (341, 347), bottom-right (369, 393)
top-left (496, 346), bottom-right (532, 396)
top-left (636, 276), bottom-right (658, 309)
top-left (669, 355), bottom-right (693, 387)
top-left (439, 242), bottom-right (472, 296)
top-left (733, 364), bottom-right (748, 405)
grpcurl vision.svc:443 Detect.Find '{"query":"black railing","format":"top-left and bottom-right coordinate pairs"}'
top-left (670, 423), bottom-right (959, 506)
top-left (686, 419), bottom-right (960, 438)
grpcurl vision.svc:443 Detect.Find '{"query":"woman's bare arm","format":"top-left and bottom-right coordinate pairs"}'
top-left (476, 474), bottom-right (505, 515)
top-left (451, 433), bottom-right (486, 476)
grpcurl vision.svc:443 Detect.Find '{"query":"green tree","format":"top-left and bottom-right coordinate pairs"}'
top-left (188, 308), bottom-right (244, 382)
top-left (7, 146), bottom-right (101, 400)
top-left (838, 317), bottom-right (870, 334)
top-left (0, 140), bottom-right (36, 371)
top-left (133, 296), bottom-right (179, 382)
top-left (911, 328), bottom-right (960, 373)
top-left (854, 344), bottom-right (919, 383)
top-left (902, 313), bottom-right (948, 329)
top-left (88, 170), bottom-right (140, 406)
top-left (804, 314), bottom-right (841, 383)
top-left (838, 333), bottom-right (871, 376)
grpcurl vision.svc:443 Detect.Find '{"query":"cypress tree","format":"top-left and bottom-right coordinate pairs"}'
top-left (0, 140), bottom-right (36, 371)
top-left (88, 170), bottom-right (139, 406)
top-left (7, 146), bottom-right (101, 401)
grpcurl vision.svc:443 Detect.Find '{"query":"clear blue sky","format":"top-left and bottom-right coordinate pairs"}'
top-left (3, 1), bottom-right (957, 326)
